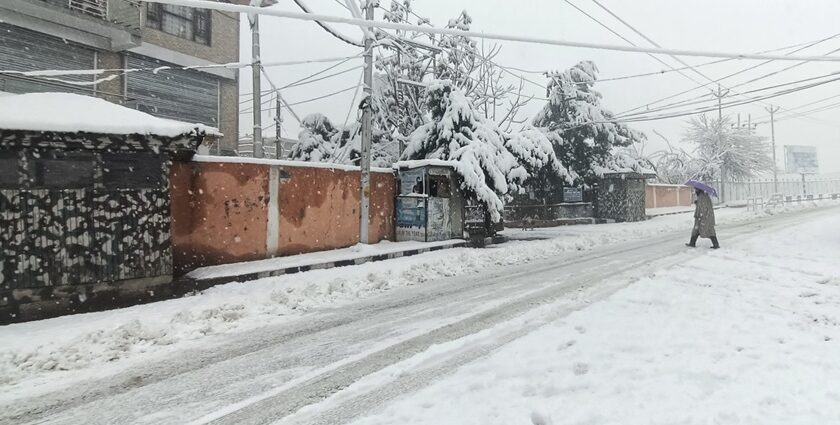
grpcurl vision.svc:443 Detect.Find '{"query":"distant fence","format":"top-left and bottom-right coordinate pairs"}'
top-left (710, 177), bottom-right (840, 202)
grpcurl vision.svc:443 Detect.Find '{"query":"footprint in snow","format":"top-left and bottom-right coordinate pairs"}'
top-left (572, 362), bottom-right (590, 376)
top-left (531, 410), bottom-right (553, 425)
top-left (557, 340), bottom-right (576, 351)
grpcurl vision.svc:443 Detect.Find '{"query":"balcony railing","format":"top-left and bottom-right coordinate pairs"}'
top-left (41, 0), bottom-right (142, 36)
top-left (67, 0), bottom-right (107, 19)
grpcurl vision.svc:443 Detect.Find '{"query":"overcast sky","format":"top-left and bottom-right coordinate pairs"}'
top-left (239, 0), bottom-right (840, 174)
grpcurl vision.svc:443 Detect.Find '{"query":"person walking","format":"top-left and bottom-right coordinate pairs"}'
top-left (686, 188), bottom-right (720, 249)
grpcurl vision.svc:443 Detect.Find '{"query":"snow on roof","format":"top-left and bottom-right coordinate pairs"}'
top-left (0, 92), bottom-right (221, 137)
top-left (393, 159), bottom-right (458, 169)
top-left (193, 155), bottom-right (394, 173)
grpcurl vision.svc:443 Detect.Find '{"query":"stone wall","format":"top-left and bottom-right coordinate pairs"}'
top-left (595, 174), bottom-right (648, 222)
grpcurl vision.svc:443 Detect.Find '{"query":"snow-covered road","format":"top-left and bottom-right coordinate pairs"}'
top-left (2, 204), bottom-right (838, 425)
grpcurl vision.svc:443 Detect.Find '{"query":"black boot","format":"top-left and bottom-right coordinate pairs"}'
top-left (710, 236), bottom-right (720, 249)
top-left (686, 232), bottom-right (699, 248)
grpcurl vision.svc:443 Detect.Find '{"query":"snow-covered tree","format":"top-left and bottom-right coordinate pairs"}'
top-left (505, 125), bottom-right (577, 199)
top-left (533, 61), bottom-right (645, 186)
top-left (288, 113), bottom-right (338, 162)
top-left (375, 4), bottom-right (532, 146)
top-left (650, 148), bottom-right (703, 184)
top-left (403, 80), bottom-right (573, 222)
top-left (683, 115), bottom-right (774, 181)
top-left (288, 113), bottom-right (395, 167)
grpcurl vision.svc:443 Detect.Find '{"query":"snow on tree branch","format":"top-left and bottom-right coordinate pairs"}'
top-left (533, 60), bottom-right (646, 185)
top-left (403, 80), bottom-right (572, 222)
top-left (683, 115), bottom-right (774, 181)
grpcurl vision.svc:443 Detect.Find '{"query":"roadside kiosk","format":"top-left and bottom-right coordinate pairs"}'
top-left (394, 161), bottom-right (465, 242)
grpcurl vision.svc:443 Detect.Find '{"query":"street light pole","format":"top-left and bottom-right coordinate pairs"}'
top-left (765, 105), bottom-right (781, 194)
top-left (712, 85), bottom-right (729, 203)
top-left (359, 1), bottom-right (374, 244)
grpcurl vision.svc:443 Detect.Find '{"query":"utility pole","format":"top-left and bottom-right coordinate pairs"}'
top-left (274, 94), bottom-right (282, 159)
top-left (712, 85), bottom-right (729, 203)
top-left (249, 0), bottom-right (264, 158)
top-left (765, 105), bottom-right (781, 194)
top-left (359, 0), bottom-right (374, 244)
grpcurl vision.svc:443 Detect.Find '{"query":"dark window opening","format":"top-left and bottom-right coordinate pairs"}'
top-left (146, 4), bottom-right (212, 46)
top-left (0, 151), bottom-right (19, 188)
top-left (429, 176), bottom-right (450, 198)
top-left (102, 153), bottom-right (164, 189)
top-left (31, 152), bottom-right (95, 189)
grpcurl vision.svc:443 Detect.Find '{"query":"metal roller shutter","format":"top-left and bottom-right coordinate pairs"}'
top-left (0, 23), bottom-right (95, 94)
top-left (125, 54), bottom-right (219, 126)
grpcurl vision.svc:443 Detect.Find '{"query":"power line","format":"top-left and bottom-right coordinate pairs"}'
top-left (241, 84), bottom-right (360, 114)
top-left (592, 0), bottom-right (840, 119)
top-left (1, 54), bottom-right (364, 86)
top-left (142, 0), bottom-right (840, 63)
top-left (588, 0), bottom-right (794, 122)
top-left (292, 0), bottom-right (363, 47)
top-left (755, 92), bottom-right (840, 120)
top-left (616, 70), bottom-right (840, 119)
top-left (582, 74), bottom-right (840, 125)
top-left (239, 51), bottom-right (384, 103)
top-left (564, 0), bottom-right (706, 88)
top-left (615, 34), bottom-right (840, 118)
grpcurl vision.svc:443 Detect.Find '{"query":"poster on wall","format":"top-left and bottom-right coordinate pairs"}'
top-left (396, 196), bottom-right (427, 241)
top-left (399, 169), bottom-right (425, 195)
top-left (426, 197), bottom-right (451, 242)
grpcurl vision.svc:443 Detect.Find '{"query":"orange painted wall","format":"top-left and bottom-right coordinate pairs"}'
top-left (646, 184), bottom-right (694, 209)
top-left (170, 162), bottom-right (270, 274)
top-left (170, 161), bottom-right (395, 274)
top-left (277, 167), bottom-right (395, 256)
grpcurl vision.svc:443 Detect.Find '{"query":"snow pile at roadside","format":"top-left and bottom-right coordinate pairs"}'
top-left (348, 211), bottom-right (840, 425)
top-left (0, 201), bottom-right (835, 390)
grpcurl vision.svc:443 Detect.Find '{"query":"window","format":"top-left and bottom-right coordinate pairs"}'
top-left (146, 4), bottom-right (212, 46)
top-left (102, 153), bottom-right (165, 189)
top-left (0, 151), bottom-right (19, 189)
top-left (30, 152), bottom-right (95, 189)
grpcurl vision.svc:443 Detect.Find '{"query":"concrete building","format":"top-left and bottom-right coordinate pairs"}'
top-left (0, 0), bottom-right (241, 153)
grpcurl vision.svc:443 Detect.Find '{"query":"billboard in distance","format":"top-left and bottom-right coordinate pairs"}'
top-left (784, 145), bottom-right (819, 174)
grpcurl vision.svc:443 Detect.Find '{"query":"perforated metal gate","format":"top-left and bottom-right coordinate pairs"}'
top-left (0, 151), bottom-right (172, 290)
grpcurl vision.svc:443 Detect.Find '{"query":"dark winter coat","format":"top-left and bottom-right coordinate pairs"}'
top-left (693, 191), bottom-right (716, 238)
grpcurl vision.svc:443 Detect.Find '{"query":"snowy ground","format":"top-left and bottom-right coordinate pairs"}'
top-left (1, 201), bottom-right (838, 424)
top-left (341, 207), bottom-right (840, 425)
top-left (0, 207), bottom-right (749, 393)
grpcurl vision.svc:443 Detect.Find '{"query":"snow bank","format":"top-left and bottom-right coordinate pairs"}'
top-left (0, 201), bottom-right (836, 395)
top-left (348, 206), bottom-right (840, 425)
top-left (0, 92), bottom-right (220, 137)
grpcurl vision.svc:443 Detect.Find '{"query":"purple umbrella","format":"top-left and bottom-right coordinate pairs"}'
top-left (685, 179), bottom-right (718, 197)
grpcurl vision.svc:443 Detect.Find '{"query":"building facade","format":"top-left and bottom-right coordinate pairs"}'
top-left (0, 0), bottom-right (240, 153)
